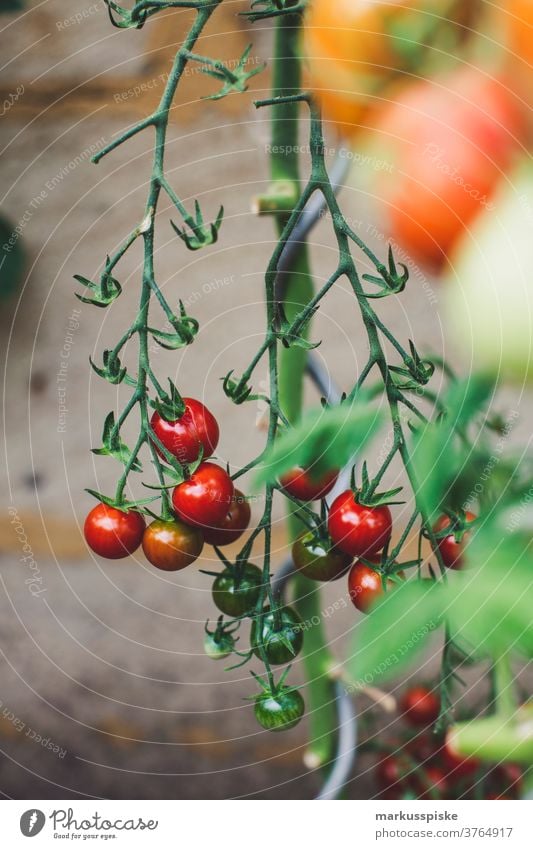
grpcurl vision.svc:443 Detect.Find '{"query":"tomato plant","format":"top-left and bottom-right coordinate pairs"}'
top-left (76, 0), bottom-right (533, 799)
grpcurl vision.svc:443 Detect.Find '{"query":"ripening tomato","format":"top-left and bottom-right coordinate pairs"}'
top-left (84, 503), bottom-right (146, 559)
top-left (172, 462), bottom-right (234, 529)
top-left (292, 531), bottom-right (352, 581)
top-left (348, 561), bottom-right (388, 613)
top-left (304, 0), bottom-right (481, 138)
top-left (150, 397), bottom-right (219, 464)
top-left (141, 519), bottom-right (203, 571)
top-left (400, 686), bottom-right (440, 727)
top-left (433, 512), bottom-right (476, 570)
top-left (279, 466), bottom-right (338, 501)
top-left (328, 491), bottom-right (392, 558)
top-left (373, 67), bottom-right (523, 268)
top-left (202, 489), bottom-right (251, 546)
top-left (254, 687), bottom-right (305, 732)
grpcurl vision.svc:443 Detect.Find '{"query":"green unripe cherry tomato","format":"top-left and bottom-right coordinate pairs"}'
top-left (212, 564), bottom-right (262, 617)
top-left (254, 687), bottom-right (305, 732)
top-left (250, 605), bottom-right (303, 665)
top-left (203, 630), bottom-right (235, 660)
top-left (292, 532), bottom-right (352, 581)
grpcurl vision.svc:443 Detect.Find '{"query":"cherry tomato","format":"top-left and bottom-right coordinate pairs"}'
top-left (84, 503), bottom-right (145, 559)
top-left (328, 491), bottom-right (392, 558)
top-left (250, 606), bottom-right (303, 665)
top-left (254, 687), bottom-right (305, 732)
top-left (172, 462), bottom-right (234, 529)
top-left (417, 765), bottom-right (449, 799)
top-left (292, 531), bottom-right (352, 582)
top-left (376, 755), bottom-right (413, 794)
top-left (373, 68), bottom-right (523, 268)
top-left (212, 564), bottom-right (262, 617)
top-left (279, 466), bottom-right (338, 501)
top-left (150, 397), bottom-right (219, 464)
top-left (441, 744), bottom-right (481, 779)
top-left (433, 512), bottom-right (476, 570)
top-left (141, 519), bottom-right (203, 571)
top-left (202, 489), bottom-right (251, 546)
top-left (400, 686), bottom-right (440, 727)
top-left (204, 630), bottom-right (235, 660)
top-left (348, 561), bottom-right (387, 613)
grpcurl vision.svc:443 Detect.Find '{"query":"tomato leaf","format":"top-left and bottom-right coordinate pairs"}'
top-left (409, 375), bottom-right (493, 521)
top-left (449, 518), bottom-right (533, 658)
top-left (254, 402), bottom-right (382, 488)
top-left (344, 580), bottom-right (445, 685)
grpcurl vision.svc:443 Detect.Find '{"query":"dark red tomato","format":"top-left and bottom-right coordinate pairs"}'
top-left (150, 397), bottom-right (219, 464)
top-left (84, 503), bottom-right (146, 559)
top-left (433, 511), bottom-right (476, 569)
top-left (141, 519), bottom-right (203, 571)
top-left (172, 462), bottom-right (234, 529)
top-left (202, 489), bottom-right (251, 546)
top-left (441, 743), bottom-right (480, 779)
top-left (417, 765), bottom-right (449, 799)
top-left (328, 491), bottom-right (392, 557)
top-left (490, 763), bottom-right (523, 796)
top-left (279, 466), bottom-right (338, 501)
top-left (292, 532), bottom-right (352, 581)
top-left (376, 755), bottom-right (412, 794)
top-left (400, 686), bottom-right (440, 727)
top-left (348, 562), bottom-right (385, 613)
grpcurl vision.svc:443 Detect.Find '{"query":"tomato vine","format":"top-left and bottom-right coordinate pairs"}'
top-left (78, 0), bottom-right (529, 791)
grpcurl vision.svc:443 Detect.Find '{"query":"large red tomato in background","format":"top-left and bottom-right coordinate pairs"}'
top-left (371, 68), bottom-right (523, 268)
top-left (304, 0), bottom-right (484, 139)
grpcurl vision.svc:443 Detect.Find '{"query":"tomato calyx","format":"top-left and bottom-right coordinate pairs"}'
top-left (150, 377), bottom-right (186, 420)
top-left (353, 462), bottom-right (404, 509)
top-left (85, 488), bottom-right (158, 514)
top-left (250, 604), bottom-right (303, 665)
top-left (431, 509), bottom-right (476, 544)
top-left (204, 615), bottom-right (239, 660)
top-left (362, 244), bottom-right (409, 297)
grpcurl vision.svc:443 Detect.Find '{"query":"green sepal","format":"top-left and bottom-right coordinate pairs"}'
top-left (91, 411), bottom-right (142, 471)
top-left (89, 349), bottom-right (127, 385)
top-left (74, 263), bottom-right (122, 307)
top-left (170, 202), bottom-right (224, 251)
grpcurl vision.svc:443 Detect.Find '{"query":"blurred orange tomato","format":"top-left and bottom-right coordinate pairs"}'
top-left (371, 67), bottom-right (524, 268)
top-left (304, 0), bottom-right (483, 138)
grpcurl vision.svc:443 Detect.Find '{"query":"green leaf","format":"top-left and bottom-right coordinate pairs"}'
top-left (409, 375), bottom-right (493, 521)
top-left (254, 402), bottom-right (383, 489)
top-left (449, 522), bottom-right (533, 658)
top-left (345, 580), bottom-right (445, 685)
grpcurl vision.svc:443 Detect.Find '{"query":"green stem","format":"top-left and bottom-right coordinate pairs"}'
top-left (270, 6), bottom-right (337, 773)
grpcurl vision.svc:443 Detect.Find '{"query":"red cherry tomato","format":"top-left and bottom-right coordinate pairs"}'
top-left (376, 755), bottom-right (413, 794)
top-left (172, 462), bottom-right (234, 530)
top-left (203, 490), bottom-right (251, 546)
top-left (400, 686), bottom-right (441, 727)
top-left (150, 397), bottom-right (219, 464)
top-left (328, 491), bottom-right (392, 557)
top-left (417, 765), bottom-right (449, 799)
top-left (347, 561), bottom-right (401, 613)
top-left (142, 519), bottom-right (204, 571)
top-left (433, 511), bottom-right (476, 569)
top-left (441, 744), bottom-right (480, 779)
top-left (84, 503), bottom-right (146, 559)
top-left (279, 466), bottom-right (338, 501)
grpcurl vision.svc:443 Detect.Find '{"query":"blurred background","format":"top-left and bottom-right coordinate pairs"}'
top-left (0, 0), bottom-right (531, 799)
